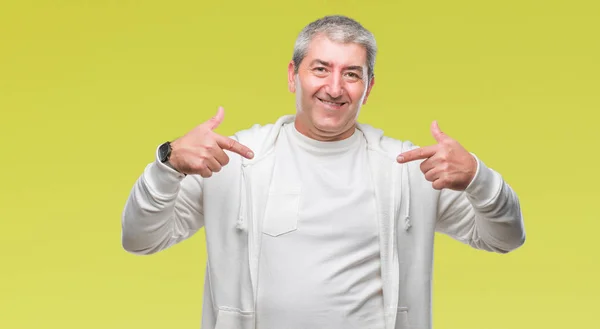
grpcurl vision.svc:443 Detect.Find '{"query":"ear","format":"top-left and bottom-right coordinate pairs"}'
top-left (362, 76), bottom-right (376, 105)
top-left (287, 60), bottom-right (296, 93)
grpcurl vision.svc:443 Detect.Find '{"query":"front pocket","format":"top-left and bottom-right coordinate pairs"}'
top-left (262, 192), bottom-right (300, 237)
top-left (396, 307), bottom-right (410, 329)
top-left (214, 308), bottom-right (254, 329)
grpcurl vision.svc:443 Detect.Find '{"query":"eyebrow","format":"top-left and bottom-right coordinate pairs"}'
top-left (310, 59), bottom-right (364, 72)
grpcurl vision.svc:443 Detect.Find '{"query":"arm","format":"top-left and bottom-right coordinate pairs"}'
top-left (396, 121), bottom-right (525, 253)
top-left (121, 146), bottom-right (205, 255)
top-left (121, 107), bottom-right (254, 255)
top-left (435, 154), bottom-right (526, 253)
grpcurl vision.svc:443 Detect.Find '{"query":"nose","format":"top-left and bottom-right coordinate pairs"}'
top-left (325, 74), bottom-right (343, 99)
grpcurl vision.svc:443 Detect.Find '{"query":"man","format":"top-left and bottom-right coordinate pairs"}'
top-left (121, 15), bottom-right (525, 329)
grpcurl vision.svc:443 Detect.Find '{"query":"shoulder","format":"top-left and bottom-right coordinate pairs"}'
top-left (230, 115), bottom-right (294, 160)
top-left (357, 122), bottom-right (420, 158)
top-left (232, 118), bottom-right (283, 144)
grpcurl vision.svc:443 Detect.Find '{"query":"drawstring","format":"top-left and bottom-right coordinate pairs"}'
top-left (401, 146), bottom-right (412, 231)
top-left (404, 165), bottom-right (411, 231)
top-left (236, 167), bottom-right (248, 231)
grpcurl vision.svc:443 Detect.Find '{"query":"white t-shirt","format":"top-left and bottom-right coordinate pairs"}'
top-left (256, 122), bottom-right (385, 329)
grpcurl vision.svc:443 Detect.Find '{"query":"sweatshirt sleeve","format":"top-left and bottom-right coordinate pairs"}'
top-left (435, 154), bottom-right (526, 253)
top-left (121, 145), bottom-right (205, 255)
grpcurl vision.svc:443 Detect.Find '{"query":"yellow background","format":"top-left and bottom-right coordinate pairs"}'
top-left (1, 0), bottom-right (598, 328)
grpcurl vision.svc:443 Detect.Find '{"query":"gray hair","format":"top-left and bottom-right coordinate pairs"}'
top-left (292, 15), bottom-right (377, 81)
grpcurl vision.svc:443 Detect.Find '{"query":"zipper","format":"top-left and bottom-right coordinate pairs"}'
top-left (242, 165), bottom-right (259, 329)
top-left (390, 161), bottom-right (401, 328)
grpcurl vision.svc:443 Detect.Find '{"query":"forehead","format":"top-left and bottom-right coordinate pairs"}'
top-left (303, 34), bottom-right (368, 69)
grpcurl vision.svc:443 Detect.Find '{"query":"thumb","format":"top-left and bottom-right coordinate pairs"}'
top-left (430, 120), bottom-right (447, 143)
top-left (206, 106), bottom-right (225, 130)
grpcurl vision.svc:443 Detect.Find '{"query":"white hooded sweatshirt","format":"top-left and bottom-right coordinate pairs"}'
top-left (121, 115), bottom-right (526, 329)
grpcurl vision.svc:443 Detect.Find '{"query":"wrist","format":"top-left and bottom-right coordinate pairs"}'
top-left (464, 154), bottom-right (502, 207)
top-left (158, 141), bottom-right (187, 176)
top-left (165, 160), bottom-right (186, 175)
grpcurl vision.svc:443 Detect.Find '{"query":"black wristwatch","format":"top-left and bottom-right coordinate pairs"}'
top-left (158, 141), bottom-right (186, 176)
top-left (158, 141), bottom-right (172, 163)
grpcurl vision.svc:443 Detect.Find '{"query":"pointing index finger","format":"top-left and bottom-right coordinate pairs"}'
top-left (215, 134), bottom-right (255, 159)
top-left (397, 145), bottom-right (437, 163)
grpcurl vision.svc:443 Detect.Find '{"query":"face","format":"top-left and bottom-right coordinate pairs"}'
top-left (288, 34), bottom-right (375, 141)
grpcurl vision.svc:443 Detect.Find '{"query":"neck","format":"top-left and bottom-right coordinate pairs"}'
top-left (294, 117), bottom-right (356, 142)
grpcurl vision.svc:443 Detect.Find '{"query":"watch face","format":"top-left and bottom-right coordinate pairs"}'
top-left (159, 142), bottom-right (170, 162)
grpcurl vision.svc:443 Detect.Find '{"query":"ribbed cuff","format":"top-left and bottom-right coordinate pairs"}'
top-left (142, 145), bottom-right (186, 196)
top-left (464, 153), bottom-right (503, 208)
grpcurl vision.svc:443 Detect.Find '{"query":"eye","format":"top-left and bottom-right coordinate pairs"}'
top-left (345, 72), bottom-right (362, 80)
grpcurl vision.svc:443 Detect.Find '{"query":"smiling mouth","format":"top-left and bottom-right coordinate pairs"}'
top-left (317, 98), bottom-right (347, 107)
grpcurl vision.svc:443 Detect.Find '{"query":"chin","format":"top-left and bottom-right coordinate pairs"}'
top-left (313, 115), bottom-right (340, 129)
top-left (313, 116), bottom-right (350, 135)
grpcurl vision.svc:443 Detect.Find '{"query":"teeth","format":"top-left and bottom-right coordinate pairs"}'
top-left (322, 99), bottom-right (342, 106)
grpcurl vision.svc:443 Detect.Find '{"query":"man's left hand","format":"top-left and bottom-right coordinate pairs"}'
top-left (396, 121), bottom-right (478, 191)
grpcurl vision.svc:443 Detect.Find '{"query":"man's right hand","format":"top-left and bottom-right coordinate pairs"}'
top-left (168, 107), bottom-right (255, 177)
